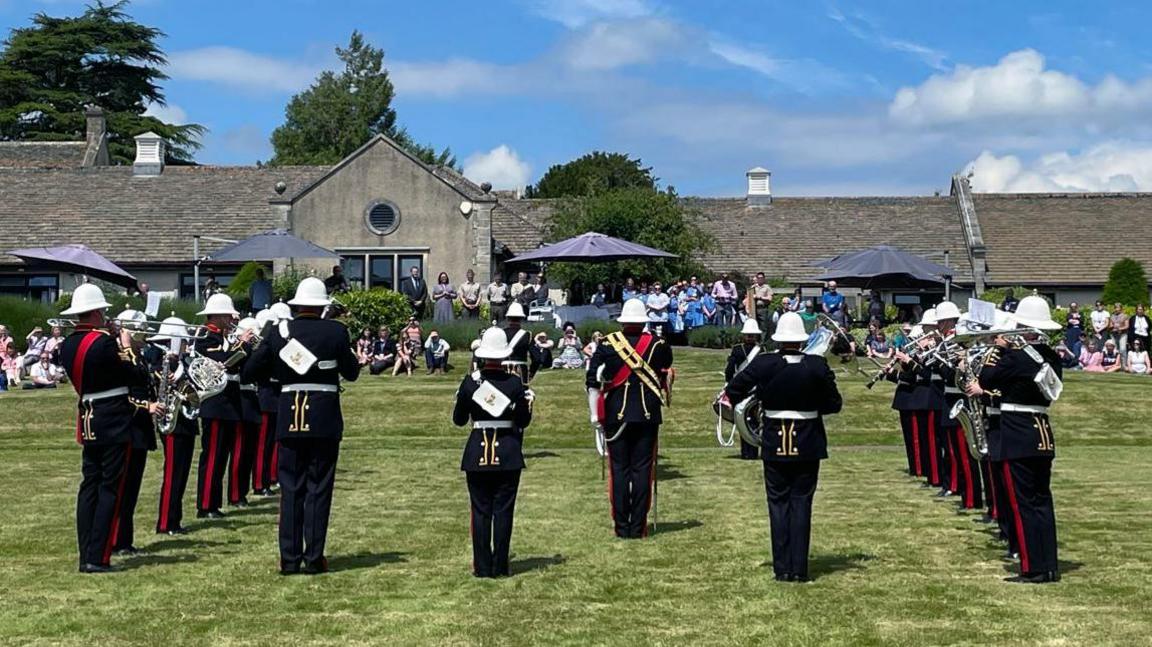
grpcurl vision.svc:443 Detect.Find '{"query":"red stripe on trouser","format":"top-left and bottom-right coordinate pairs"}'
top-left (254, 413), bottom-right (268, 489)
top-left (201, 421), bottom-right (219, 509)
top-left (642, 440), bottom-right (657, 537)
top-left (159, 435), bottom-right (175, 530)
top-left (927, 412), bottom-right (938, 483)
top-left (910, 415), bottom-right (922, 475)
top-left (270, 441), bottom-right (278, 484)
top-left (948, 425), bottom-right (959, 492)
top-left (231, 423), bottom-right (243, 502)
top-left (1002, 462), bottom-right (1031, 573)
top-left (956, 428), bottom-right (975, 505)
top-left (104, 444), bottom-right (133, 563)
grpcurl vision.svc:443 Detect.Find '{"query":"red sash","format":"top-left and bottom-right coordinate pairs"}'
top-left (597, 333), bottom-right (654, 423)
top-left (71, 332), bottom-right (102, 444)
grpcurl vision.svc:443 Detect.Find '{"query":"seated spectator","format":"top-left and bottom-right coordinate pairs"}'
top-left (423, 331), bottom-right (451, 375)
top-left (355, 328), bottom-right (373, 367)
top-left (583, 331), bottom-right (603, 368)
top-left (1080, 341), bottom-right (1104, 372)
top-left (1053, 342), bottom-right (1080, 370)
top-left (552, 324), bottom-right (584, 369)
top-left (25, 352), bottom-right (62, 389)
top-left (393, 338), bottom-right (420, 377)
top-left (369, 327), bottom-right (397, 376)
top-left (1127, 339), bottom-right (1150, 375)
top-left (1101, 340), bottom-right (1123, 373)
top-left (529, 331), bottom-right (555, 379)
top-left (2, 345), bottom-right (22, 390)
top-left (401, 317), bottom-right (423, 347)
top-left (892, 323), bottom-right (912, 349)
top-left (867, 330), bottom-right (893, 359)
top-left (0, 324), bottom-right (13, 356)
top-left (23, 326), bottom-right (47, 370)
top-left (43, 325), bottom-right (65, 369)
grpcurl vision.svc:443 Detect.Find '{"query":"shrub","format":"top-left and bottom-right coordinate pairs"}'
top-left (339, 289), bottom-right (412, 339)
top-left (52, 292), bottom-right (203, 323)
top-left (1101, 258), bottom-right (1149, 306)
top-left (0, 296), bottom-right (57, 345)
top-left (226, 262), bottom-right (271, 309)
top-left (686, 325), bottom-right (742, 349)
top-left (978, 286), bottom-right (1050, 307)
top-left (272, 266), bottom-right (317, 303)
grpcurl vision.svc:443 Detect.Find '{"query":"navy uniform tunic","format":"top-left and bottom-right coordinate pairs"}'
top-left (726, 342), bottom-right (762, 459)
top-left (725, 349), bottom-right (841, 581)
top-left (452, 369), bottom-right (533, 577)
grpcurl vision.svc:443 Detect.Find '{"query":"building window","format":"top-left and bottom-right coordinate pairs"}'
top-left (369, 255), bottom-right (395, 290)
top-left (365, 200), bottom-right (400, 235)
top-left (341, 257), bottom-right (365, 290)
top-left (338, 251), bottom-right (424, 291)
top-left (0, 274), bottom-right (59, 303)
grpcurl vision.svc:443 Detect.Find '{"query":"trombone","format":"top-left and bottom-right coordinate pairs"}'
top-left (47, 317), bottom-right (212, 340)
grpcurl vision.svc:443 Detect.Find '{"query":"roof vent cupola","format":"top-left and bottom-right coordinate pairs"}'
top-left (132, 132), bottom-right (165, 177)
top-left (746, 167), bottom-right (772, 206)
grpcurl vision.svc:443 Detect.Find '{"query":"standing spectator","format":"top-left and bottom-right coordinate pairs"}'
top-left (788, 289), bottom-right (803, 312)
top-left (486, 276), bottom-right (510, 323)
top-left (458, 269), bottom-right (481, 320)
top-left (530, 274), bottom-right (549, 304)
top-left (701, 286), bottom-right (717, 325)
top-left (401, 317), bottom-right (423, 346)
top-left (821, 281), bottom-right (846, 328)
top-left (1080, 340), bottom-right (1104, 372)
top-left (1000, 288), bottom-right (1019, 313)
top-left (712, 273), bottom-right (738, 326)
top-left (25, 352), bottom-right (61, 389)
top-left (667, 286), bottom-right (685, 340)
top-left (1101, 340), bottom-right (1123, 373)
top-left (528, 332), bottom-right (554, 379)
top-left (1090, 301), bottom-right (1110, 350)
top-left (203, 273), bottom-right (221, 301)
top-left (249, 268), bottom-right (273, 310)
top-left (867, 290), bottom-right (885, 325)
top-left (399, 266), bottom-right (429, 319)
top-left (369, 327), bottom-right (397, 376)
top-left (510, 272), bottom-right (530, 305)
top-left (621, 277), bottom-right (638, 302)
top-left (323, 266), bottom-right (349, 294)
top-left (590, 283), bottom-right (608, 307)
top-left (354, 328), bottom-right (373, 367)
top-left (432, 272), bottom-right (457, 324)
top-left (1111, 303), bottom-right (1130, 366)
top-left (1129, 304), bottom-right (1151, 355)
top-left (2, 345), bottom-right (23, 389)
top-left (22, 326), bottom-right (47, 370)
top-left (646, 282), bottom-right (670, 337)
top-left (423, 331), bottom-right (451, 375)
top-left (1127, 339), bottom-right (1150, 375)
top-left (1064, 302), bottom-right (1084, 358)
top-left (750, 272), bottom-right (775, 337)
top-left (682, 278), bottom-right (703, 329)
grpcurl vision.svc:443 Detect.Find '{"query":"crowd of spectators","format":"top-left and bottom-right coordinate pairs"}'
top-left (0, 324), bottom-right (67, 391)
top-left (1056, 300), bottom-right (1152, 374)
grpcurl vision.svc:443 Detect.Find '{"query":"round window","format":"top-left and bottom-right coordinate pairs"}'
top-left (365, 201), bottom-right (400, 235)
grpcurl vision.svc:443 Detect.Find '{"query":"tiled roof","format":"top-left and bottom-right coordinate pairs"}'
top-left (429, 164), bottom-right (492, 202)
top-left (491, 199), bottom-right (553, 256)
top-left (0, 165), bottom-right (329, 265)
top-left (974, 193), bottom-right (1152, 285)
top-left (689, 197), bottom-right (973, 283)
top-left (0, 141), bottom-right (89, 168)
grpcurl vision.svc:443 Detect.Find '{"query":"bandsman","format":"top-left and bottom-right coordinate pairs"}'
top-left (230, 316), bottom-right (264, 507)
top-left (586, 298), bottom-right (673, 539)
top-left (146, 317), bottom-right (199, 536)
top-left (966, 296), bottom-right (1063, 583)
top-left (933, 301), bottom-right (983, 510)
top-left (452, 327), bottom-right (534, 577)
top-left (725, 318), bottom-right (764, 460)
top-left (251, 305), bottom-right (290, 496)
top-left (725, 311), bottom-right (842, 582)
top-left (58, 284), bottom-right (157, 573)
top-left (242, 278), bottom-right (359, 575)
top-left (502, 302), bottom-right (532, 384)
top-left (886, 340), bottom-right (921, 477)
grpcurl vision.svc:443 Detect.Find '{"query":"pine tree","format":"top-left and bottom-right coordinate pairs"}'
top-left (1100, 258), bottom-right (1149, 305)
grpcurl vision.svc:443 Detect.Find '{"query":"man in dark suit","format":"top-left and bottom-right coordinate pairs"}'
top-left (399, 266), bottom-right (428, 318)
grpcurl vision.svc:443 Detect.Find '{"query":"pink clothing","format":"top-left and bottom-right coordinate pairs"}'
top-left (1080, 349), bottom-right (1104, 372)
top-left (711, 281), bottom-right (737, 300)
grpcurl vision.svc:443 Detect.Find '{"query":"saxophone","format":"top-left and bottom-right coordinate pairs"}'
top-left (154, 351), bottom-right (180, 435)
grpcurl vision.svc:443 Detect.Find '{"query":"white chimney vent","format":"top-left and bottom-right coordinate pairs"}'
top-left (133, 131), bottom-right (165, 176)
top-left (746, 167), bottom-right (771, 205)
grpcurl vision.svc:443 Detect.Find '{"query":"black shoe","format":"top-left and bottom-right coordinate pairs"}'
top-left (302, 557), bottom-right (328, 575)
top-left (280, 561), bottom-right (301, 576)
top-left (936, 489), bottom-right (953, 498)
top-left (197, 509), bottom-right (226, 519)
top-left (789, 574), bottom-right (810, 583)
top-left (230, 498), bottom-right (249, 508)
top-left (253, 488), bottom-right (276, 497)
top-left (113, 546), bottom-right (139, 556)
top-left (79, 563), bottom-right (117, 574)
top-left (1006, 571), bottom-right (1060, 584)
top-left (161, 527), bottom-right (188, 536)
top-left (774, 573), bottom-right (790, 582)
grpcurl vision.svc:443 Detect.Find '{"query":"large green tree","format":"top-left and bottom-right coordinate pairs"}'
top-left (0, 0), bottom-right (202, 163)
top-left (525, 151), bottom-right (657, 198)
top-left (544, 187), bottom-right (713, 289)
top-left (1101, 257), bottom-right (1149, 305)
top-left (269, 31), bottom-right (455, 168)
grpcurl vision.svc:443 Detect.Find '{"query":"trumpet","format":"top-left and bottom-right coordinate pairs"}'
top-left (864, 330), bottom-right (942, 389)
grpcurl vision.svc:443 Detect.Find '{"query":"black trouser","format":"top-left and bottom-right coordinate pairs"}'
top-left (605, 423), bottom-right (658, 538)
top-left (278, 438), bottom-right (340, 568)
top-left (740, 437), bottom-right (759, 460)
top-left (462, 307), bottom-right (480, 320)
top-left (989, 459), bottom-right (1018, 553)
top-left (77, 442), bottom-right (130, 566)
top-left (113, 447), bottom-right (149, 550)
top-left (157, 433), bottom-right (195, 533)
top-left (755, 306), bottom-right (774, 338)
top-left (763, 460), bottom-right (820, 579)
top-left (1002, 458), bottom-right (1058, 575)
top-left (252, 412), bottom-right (278, 491)
top-left (466, 470), bottom-right (521, 577)
top-left (490, 303), bottom-right (507, 323)
top-left (197, 418), bottom-right (236, 513)
top-left (913, 410), bottom-right (939, 485)
top-left (899, 411), bottom-right (919, 475)
top-left (946, 425), bottom-right (983, 509)
top-left (369, 359), bottom-right (395, 375)
top-left (229, 421), bottom-right (258, 504)
top-left (937, 420), bottom-right (954, 492)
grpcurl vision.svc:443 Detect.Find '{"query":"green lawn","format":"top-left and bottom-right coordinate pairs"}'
top-left (0, 349), bottom-right (1150, 646)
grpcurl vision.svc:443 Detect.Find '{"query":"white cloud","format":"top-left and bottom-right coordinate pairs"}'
top-left (167, 47), bottom-right (326, 93)
top-left (890, 49), bottom-right (1152, 126)
top-left (708, 41), bottom-right (850, 92)
top-left (827, 6), bottom-right (948, 70)
top-left (966, 143), bottom-right (1152, 193)
top-left (143, 101), bottom-right (187, 125)
top-left (390, 59), bottom-right (514, 98)
top-left (463, 145), bottom-right (532, 190)
top-left (559, 18), bottom-right (687, 70)
top-left (524, 0), bottom-right (654, 28)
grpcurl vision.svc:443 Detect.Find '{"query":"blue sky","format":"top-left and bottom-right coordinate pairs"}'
top-left (4, 0), bottom-right (1152, 196)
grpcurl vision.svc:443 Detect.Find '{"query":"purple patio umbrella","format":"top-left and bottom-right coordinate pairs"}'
top-left (7, 244), bottom-right (137, 288)
top-left (208, 229), bottom-right (339, 261)
top-left (507, 232), bottom-right (677, 264)
top-left (810, 245), bottom-right (954, 288)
